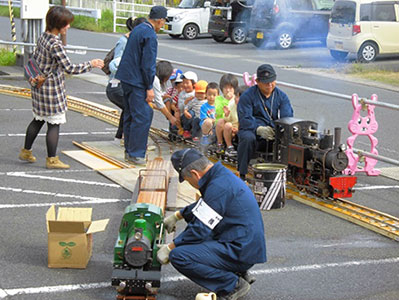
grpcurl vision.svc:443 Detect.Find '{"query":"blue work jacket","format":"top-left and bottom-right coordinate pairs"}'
top-left (115, 21), bottom-right (157, 90)
top-left (174, 162), bottom-right (267, 265)
top-left (238, 85), bottom-right (293, 132)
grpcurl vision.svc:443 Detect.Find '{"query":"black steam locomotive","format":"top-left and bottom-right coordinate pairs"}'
top-left (209, 117), bottom-right (356, 199)
top-left (271, 118), bottom-right (356, 198)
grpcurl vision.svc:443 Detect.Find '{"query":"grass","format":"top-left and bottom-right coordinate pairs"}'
top-left (71, 9), bottom-right (117, 33)
top-left (0, 49), bottom-right (16, 66)
top-left (344, 64), bottom-right (399, 87)
top-left (0, 5), bottom-right (20, 18)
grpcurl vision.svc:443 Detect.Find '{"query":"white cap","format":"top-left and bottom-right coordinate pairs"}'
top-left (181, 71), bottom-right (198, 83)
top-left (175, 73), bottom-right (183, 83)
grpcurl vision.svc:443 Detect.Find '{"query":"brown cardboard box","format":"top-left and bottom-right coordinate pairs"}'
top-left (46, 205), bottom-right (109, 269)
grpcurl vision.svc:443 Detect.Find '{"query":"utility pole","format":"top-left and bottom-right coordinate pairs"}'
top-left (61, 0), bottom-right (67, 45)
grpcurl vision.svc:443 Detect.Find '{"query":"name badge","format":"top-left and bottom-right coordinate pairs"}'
top-left (192, 198), bottom-right (223, 230)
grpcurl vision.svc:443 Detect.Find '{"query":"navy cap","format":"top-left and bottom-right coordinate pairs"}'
top-left (149, 6), bottom-right (167, 20)
top-left (256, 64), bottom-right (277, 83)
top-left (171, 148), bottom-right (204, 182)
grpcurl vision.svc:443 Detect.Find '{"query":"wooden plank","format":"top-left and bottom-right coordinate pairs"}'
top-left (62, 150), bottom-right (120, 171)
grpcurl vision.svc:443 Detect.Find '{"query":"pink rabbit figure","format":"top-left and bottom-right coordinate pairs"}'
top-left (243, 72), bottom-right (257, 87)
top-left (344, 93), bottom-right (380, 176)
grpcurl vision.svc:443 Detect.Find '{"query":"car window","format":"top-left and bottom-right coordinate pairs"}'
top-left (372, 3), bottom-right (396, 21)
top-left (288, 0), bottom-right (313, 10)
top-left (360, 3), bottom-right (372, 21)
top-left (331, 1), bottom-right (356, 23)
top-left (312, 0), bottom-right (334, 10)
top-left (178, 0), bottom-right (203, 8)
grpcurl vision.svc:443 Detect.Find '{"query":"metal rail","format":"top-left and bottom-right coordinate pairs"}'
top-left (287, 184), bottom-right (399, 241)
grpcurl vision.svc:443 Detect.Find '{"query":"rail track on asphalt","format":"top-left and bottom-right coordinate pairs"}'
top-left (1, 84), bottom-right (398, 242)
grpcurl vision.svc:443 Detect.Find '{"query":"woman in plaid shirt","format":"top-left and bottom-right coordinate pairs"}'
top-left (19, 6), bottom-right (104, 169)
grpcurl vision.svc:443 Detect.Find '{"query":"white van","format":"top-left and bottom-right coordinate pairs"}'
top-left (327, 0), bottom-right (399, 62)
top-left (164, 0), bottom-right (211, 40)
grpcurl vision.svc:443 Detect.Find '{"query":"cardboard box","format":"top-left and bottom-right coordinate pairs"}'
top-left (46, 205), bottom-right (109, 269)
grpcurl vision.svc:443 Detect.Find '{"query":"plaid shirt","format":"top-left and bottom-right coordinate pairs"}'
top-left (31, 32), bottom-right (92, 116)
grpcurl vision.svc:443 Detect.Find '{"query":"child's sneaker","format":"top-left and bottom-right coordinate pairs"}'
top-left (183, 130), bottom-right (192, 139)
top-left (200, 135), bottom-right (210, 145)
top-left (225, 146), bottom-right (237, 157)
top-left (216, 144), bottom-right (224, 154)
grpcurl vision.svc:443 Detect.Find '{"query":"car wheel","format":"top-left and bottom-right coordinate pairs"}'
top-left (330, 50), bottom-right (348, 61)
top-left (212, 35), bottom-right (227, 43)
top-left (357, 42), bottom-right (378, 62)
top-left (276, 30), bottom-right (293, 49)
top-left (183, 24), bottom-right (199, 40)
top-left (252, 37), bottom-right (266, 48)
top-left (169, 34), bottom-right (181, 39)
top-left (230, 26), bottom-right (247, 44)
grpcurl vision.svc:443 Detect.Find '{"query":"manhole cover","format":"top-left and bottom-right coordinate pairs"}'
top-left (0, 70), bottom-right (9, 75)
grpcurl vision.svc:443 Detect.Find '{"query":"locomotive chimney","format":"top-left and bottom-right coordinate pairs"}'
top-left (334, 127), bottom-right (341, 150)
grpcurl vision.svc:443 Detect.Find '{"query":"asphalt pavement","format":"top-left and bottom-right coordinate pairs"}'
top-left (0, 21), bottom-right (399, 300)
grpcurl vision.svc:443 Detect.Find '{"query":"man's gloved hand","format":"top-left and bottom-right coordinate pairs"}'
top-left (164, 211), bottom-right (181, 233)
top-left (157, 244), bottom-right (172, 264)
top-left (256, 126), bottom-right (275, 140)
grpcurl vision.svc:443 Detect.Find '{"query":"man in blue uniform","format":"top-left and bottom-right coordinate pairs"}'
top-left (115, 6), bottom-right (167, 165)
top-left (237, 64), bottom-right (293, 179)
top-left (157, 148), bottom-right (267, 300)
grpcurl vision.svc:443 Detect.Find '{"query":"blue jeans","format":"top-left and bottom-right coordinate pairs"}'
top-left (181, 110), bottom-right (201, 137)
top-left (170, 241), bottom-right (253, 294)
top-left (121, 82), bottom-right (153, 158)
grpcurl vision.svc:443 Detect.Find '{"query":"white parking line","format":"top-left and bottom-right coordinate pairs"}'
top-left (0, 169), bottom-right (94, 175)
top-left (6, 172), bottom-right (120, 188)
top-left (1, 257), bottom-right (398, 298)
top-left (4, 131), bottom-right (114, 137)
top-left (0, 186), bottom-right (130, 208)
top-left (354, 185), bottom-right (399, 190)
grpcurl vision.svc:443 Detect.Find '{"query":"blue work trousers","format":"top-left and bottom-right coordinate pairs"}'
top-left (121, 82), bottom-right (153, 158)
top-left (170, 241), bottom-right (253, 294)
top-left (237, 130), bottom-right (269, 176)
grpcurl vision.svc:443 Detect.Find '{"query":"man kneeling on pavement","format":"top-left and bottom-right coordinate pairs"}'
top-left (157, 148), bottom-right (267, 300)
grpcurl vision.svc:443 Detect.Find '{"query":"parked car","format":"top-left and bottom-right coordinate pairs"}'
top-left (208, 0), bottom-right (253, 44)
top-left (249, 0), bottom-right (334, 49)
top-left (327, 0), bottom-right (399, 62)
top-left (164, 0), bottom-right (211, 40)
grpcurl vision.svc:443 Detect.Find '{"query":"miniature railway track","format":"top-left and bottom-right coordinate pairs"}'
top-left (287, 184), bottom-right (399, 241)
top-left (1, 84), bottom-right (398, 241)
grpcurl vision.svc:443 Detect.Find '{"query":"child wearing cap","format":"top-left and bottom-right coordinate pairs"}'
top-left (199, 82), bottom-right (219, 145)
top-left (163, 68), bottom-right (183, 113)
top-left (181, 80), bottom-right (208, 140)
top-left (176, 71), bottom-right (197, 135)
top-left (215, 85), bottom-right (249, 156)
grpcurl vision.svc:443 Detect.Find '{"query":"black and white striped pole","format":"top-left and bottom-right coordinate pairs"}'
top-left (8, 0), bottom-right (17, 53)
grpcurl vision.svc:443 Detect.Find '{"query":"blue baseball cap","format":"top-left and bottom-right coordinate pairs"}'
top-left (149, 6), bottom-right (167, 20)
top-left (170, 69), bottom-right (183, 80)
top-left (171, 148), bottom-right (204, 182)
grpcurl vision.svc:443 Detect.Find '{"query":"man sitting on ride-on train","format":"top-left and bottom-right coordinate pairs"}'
top-left (237, 64), bottom-right (294, 180)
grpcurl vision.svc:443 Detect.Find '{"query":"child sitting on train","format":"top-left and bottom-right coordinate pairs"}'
top-left (214, 73), bottom-right (239, 151)
top-left (177, 71), bottom-right (197, 137)
top-left (163, 68), bottom-right (183, 113)
top-left (215, 85), bottom-right (249, 157)
top-left (199, 82), bottom-right (219, 145)
top-left (181, 80), bottom-right (208, 140)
